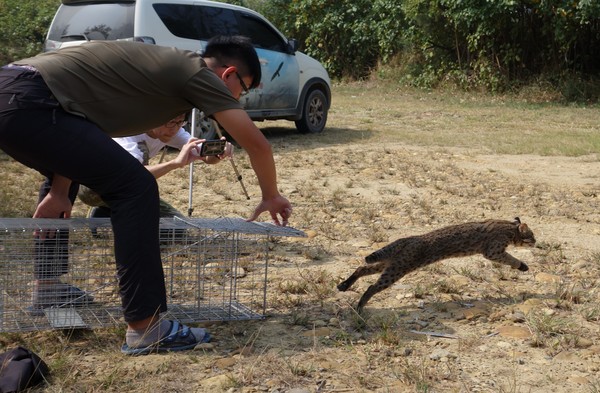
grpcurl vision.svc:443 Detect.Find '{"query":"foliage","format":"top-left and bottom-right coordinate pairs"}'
top-left (256, 0), bottom-right (406, 79)
top-left (257, 0), bottom-right (600, 100)
top-left (0, 0), bottom-right (60, 63)
top-left (2, 0), bottom-right (599, 100)
top-left (399, 0), bottom-right (600, 94)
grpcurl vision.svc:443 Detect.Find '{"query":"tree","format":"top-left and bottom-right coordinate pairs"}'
top-left (256, 0), bottom-right (406, 79)
top-left (0, 0), bottom-right (60, 63)
top-left (400, 0), bottom-right (600, 92)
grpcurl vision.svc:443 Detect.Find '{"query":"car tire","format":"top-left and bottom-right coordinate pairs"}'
top-left (295, 88), bottom-right (328, 133)
top-left (187, 110), bottom-right (218, 139)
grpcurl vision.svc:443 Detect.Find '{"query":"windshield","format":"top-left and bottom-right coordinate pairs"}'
top-left (47, 3), bottom-right (135, 43)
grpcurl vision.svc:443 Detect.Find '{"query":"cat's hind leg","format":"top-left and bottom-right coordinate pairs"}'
top-left (337, 261), bottom-right (386, 292)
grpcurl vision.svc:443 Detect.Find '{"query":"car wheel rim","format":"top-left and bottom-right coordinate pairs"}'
top-left (308, 97), bottom-right (324, 128)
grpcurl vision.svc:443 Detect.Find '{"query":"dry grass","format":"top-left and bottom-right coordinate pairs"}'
top-left (1, 81), bottom-right (600, 392)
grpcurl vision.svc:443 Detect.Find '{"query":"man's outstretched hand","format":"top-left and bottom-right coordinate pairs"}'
top-left (247, 195), bottom-right (292, 226)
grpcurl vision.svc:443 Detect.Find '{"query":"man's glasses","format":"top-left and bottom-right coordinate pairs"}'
top-left (235, 72), bottom-right (250, 96)
top-left (166, 119), bottom-right (188, 128)
top-left (223, 65), bottom-right (250, 97)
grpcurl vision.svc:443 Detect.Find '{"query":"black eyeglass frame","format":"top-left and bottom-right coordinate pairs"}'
top-left (165, 119), bottom-right (188, 128)
top-left (223, 64), bottom-right (250, 96)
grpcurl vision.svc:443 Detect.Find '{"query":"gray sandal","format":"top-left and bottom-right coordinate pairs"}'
top-left (121, 320), bottom-right (211, 356)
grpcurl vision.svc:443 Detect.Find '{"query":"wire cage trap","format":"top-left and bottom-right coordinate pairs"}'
top-left (0, 217), bottom-right (305, 332)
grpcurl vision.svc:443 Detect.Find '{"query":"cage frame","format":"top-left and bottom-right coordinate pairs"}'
top-left (0, 217), bottom-right (305, 332)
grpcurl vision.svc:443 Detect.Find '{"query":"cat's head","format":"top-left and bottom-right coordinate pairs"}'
top-left (513, 218), bottom-right (536, 247)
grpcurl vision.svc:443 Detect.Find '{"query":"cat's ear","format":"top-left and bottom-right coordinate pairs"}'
top-left (513, 217), bottom-right (521, 225)
top-left (518, 223), bottom-right (529, 233)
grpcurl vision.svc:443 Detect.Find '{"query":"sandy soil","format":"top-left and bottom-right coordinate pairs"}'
top-left (4, 124), bottom-right (599, 392)
top-left (132, 135), bottom-right (600, 393)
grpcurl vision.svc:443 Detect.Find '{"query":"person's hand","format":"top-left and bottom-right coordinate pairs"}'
top-left (177, 139), bottom-right (203, 166)
top-left (34, 193), bottom-right (72, 219)
top-left (201, 137), bottom-right (233, 164)
top-left (247, 194), bottom-right (292, 226)
top-left (219, 140), bottom-right (234, 159)
top-left (33, 193), bottom-right (73, 239)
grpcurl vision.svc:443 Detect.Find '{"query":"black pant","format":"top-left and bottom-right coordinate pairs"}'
top-left (0, 67), bottom-right (167, 322)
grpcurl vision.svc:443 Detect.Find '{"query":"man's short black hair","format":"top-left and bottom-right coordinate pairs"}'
top-left (202, 35), bottom-right (262, 90)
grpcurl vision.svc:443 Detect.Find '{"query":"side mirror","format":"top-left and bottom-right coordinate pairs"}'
top-left (286, 38), bottom-right (298, 54)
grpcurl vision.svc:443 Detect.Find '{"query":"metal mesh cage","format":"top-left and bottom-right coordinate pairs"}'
top-left (0, 217), bottom-right (305, 332)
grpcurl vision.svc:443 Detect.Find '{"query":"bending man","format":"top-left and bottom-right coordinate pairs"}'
top-left (0, 35), bottom-right (292, 355)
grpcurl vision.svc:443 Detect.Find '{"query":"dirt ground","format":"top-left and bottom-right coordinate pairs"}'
top-left (123, 129), bottom-right (599, 393)
top-left (4, 115), bottom-right (600, 392)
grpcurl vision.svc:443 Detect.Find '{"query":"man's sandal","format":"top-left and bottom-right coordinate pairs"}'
top-left (121, 320), bottom-right (211, 356)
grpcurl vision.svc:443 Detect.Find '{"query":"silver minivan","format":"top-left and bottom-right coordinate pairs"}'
top-left (45, 0), bottom-right (331, 136)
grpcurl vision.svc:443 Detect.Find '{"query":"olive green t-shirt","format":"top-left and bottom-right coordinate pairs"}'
top-left (18, 41), bottom-right (242, 136)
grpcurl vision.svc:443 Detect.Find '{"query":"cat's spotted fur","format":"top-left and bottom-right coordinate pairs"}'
top-left (337, 218), bottom-right (536, 313)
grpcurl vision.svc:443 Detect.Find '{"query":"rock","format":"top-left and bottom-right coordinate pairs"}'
top-left (496, 341), bottom-right (512, 349)
top-left (229, 266), bottom-right (246, 278)
top-left (200, 374), bottom-right (232, 390)
top-left (514, 298), bottom-right (543, 315)
top-left (304, 229), bottom-right (317, 238)
top-left (429, 349), bottom-right (451, 361)
top-left (352, 240), bottom-right (372, 248)
top-left (194, 342), bottom-right (215, 351)
top-left (462, 307), bottom-right (486, 320)
top-left (312, 320), bottom-right (327, 327)
top-left (509, 311), bottom-right (526, 322)
top-left (489, 310), bottom-right (508, 322)
top-left (581, 345), bottom-right (600, 356)
top-left (572, 261), bottom-right (589, 269)
top-left (302, 327), bottom-right (331, 337)
top-left (535, 272), bottom-right (562, 284)
top-left (204, 263), bottom-right (245, 278)
top-left (554, 351), bottom-right (581, 362)
top-left (497, 326), bottom-right (532, 339)
top-left (448, 274), bottom-right (471, 287)
top-left (356, 249), bottom-right (372, 257)
top-left (213, 357), bottom-right (237, 369)
top-left (231, 346), bottom-right (253, 356)
top-left (570, 376), bottom-right (589, 384)
top-left (576, 337), bottom-right (594, 349)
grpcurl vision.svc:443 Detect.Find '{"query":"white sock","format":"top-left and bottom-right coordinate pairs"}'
top-left (125, 320), bottom-right (171, 348)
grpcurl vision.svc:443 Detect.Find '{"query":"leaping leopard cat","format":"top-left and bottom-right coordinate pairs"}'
top-left (337, 217), bottom-right (536, 313)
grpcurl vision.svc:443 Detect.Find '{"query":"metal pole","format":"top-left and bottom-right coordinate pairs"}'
top-left (187, 109), bottom-right (198, 217)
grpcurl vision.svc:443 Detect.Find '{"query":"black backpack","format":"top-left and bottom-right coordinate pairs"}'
top-left (0, 346), bottom-right (49, 392)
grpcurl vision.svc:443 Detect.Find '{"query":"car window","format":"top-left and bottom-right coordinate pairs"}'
top-left (153, 4), bottom-right (240, 40)
top-left (238, 15), bottom-right (287, 53)
top-left (47, 3), bottom-right (135, 42)
top-left (153, 3), bottom-right (287, 53)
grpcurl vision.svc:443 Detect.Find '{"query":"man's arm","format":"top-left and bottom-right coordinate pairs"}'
top-left (33, 174), bottom-right (73, 218)
top-left (213, 108), bottom-right (292, 225)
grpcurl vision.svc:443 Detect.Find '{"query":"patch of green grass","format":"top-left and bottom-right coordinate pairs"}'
top-left (327, 83), bottom-right (600, 156)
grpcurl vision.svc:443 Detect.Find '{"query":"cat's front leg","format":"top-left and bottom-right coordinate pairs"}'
top-left (485, 251), bottom-right (529, 271)
top-left (337, 276), bottom-right (358, 292)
